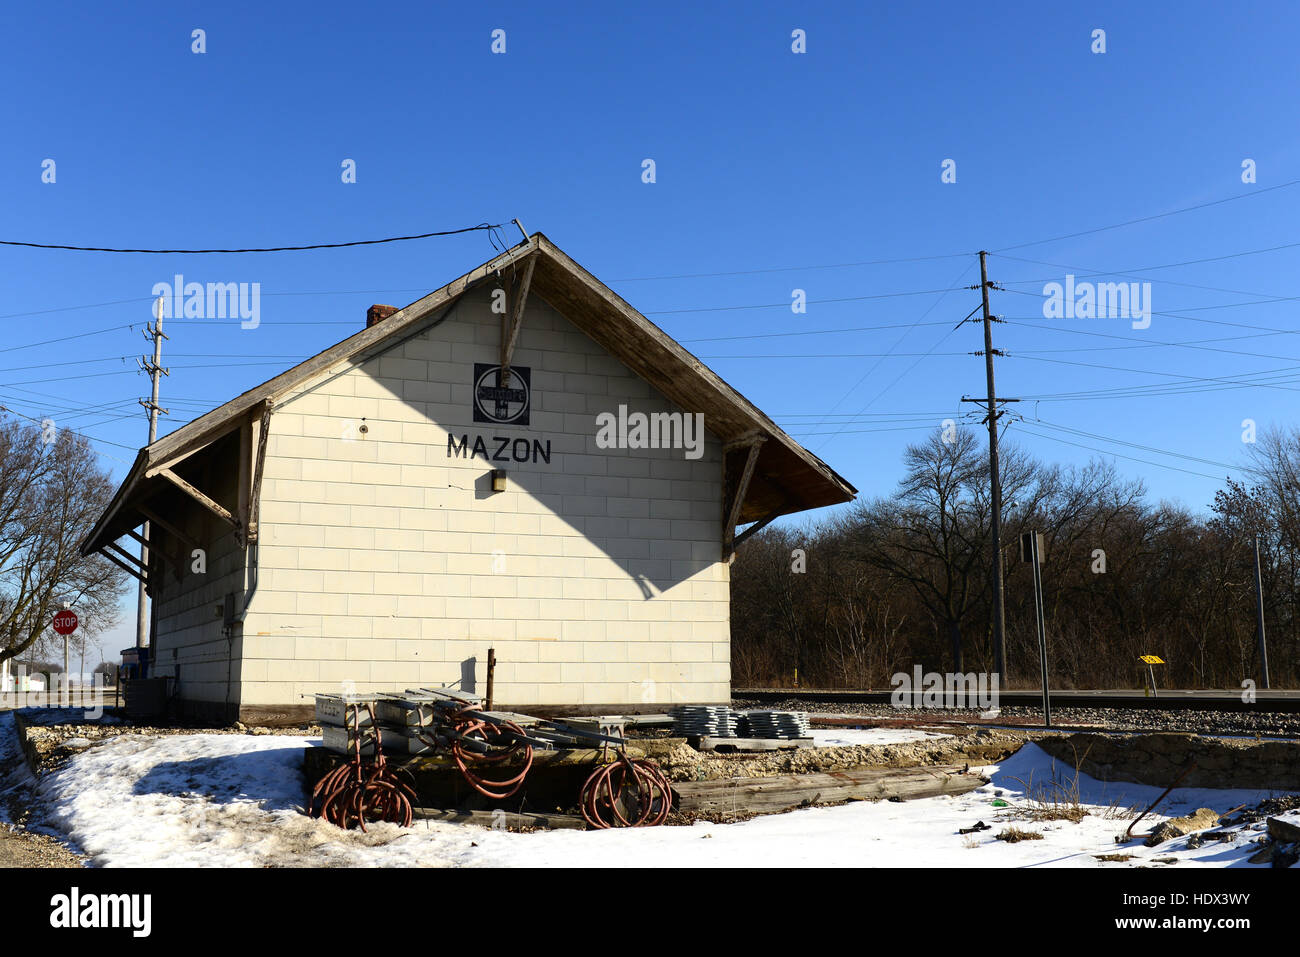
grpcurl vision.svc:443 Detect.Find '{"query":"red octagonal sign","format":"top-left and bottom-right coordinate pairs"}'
top-left (52, 610), bottom-right (78, 636)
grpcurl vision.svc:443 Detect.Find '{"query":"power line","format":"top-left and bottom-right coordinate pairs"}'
top-left (0, 403), bottom-right (139, 455)
top-left (0, 354), bottom-right (308, 375)
top-left (811, 261), bottom-right (979, 447)
top-left (699, 351), bottom-right (969, 359)
top-left (992, 179), bottom-right (1300, 253)
top-left (0, 222), bottom-right (507, 254)
top-left (1025, 417), bottom-right (1252, 474)
top-left (608, 251), bottom-right (974, 282)
top-left (680, 320), bottom-right (954, 344)
top-left (1002, 318), bottom-right (1300, 362)
top-left (0, 361), bottom-right (296, 388)
top-left (1021, 372), bottom-right (1300, 403)
top-left (1014, 353), bottom-right (1300, 396)
top-left (994, 251), bottom-right (1300, 302)
top-left (645, 286), bottom-right (982, 316)
top-left (0, 323), bottom-right (138, 355)
top-left (997, 286), bottom-right (1300, 336)
top-left (1012, 423), bottom-right (1228, 482)
top-left (787, 423), bottom-right (941, 436)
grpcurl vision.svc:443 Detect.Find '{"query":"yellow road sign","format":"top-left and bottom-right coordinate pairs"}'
top-left (1139, 655), bottom-right (1165, 665)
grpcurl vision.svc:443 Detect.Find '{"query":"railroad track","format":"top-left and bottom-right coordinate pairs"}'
top-left (734, 688), bottom-right (1300, 713)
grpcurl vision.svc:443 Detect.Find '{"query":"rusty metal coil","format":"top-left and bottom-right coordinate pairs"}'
top-left (580, 752), bottom-right (673, 828)
top-left (309, 704), bottom-right (416, 831)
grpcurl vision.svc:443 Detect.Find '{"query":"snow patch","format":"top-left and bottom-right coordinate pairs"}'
top-left (21, 729), bottom-right (1294, 868)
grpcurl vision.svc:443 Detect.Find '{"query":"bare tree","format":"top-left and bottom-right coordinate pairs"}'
top-left (0, 415), bottom-right (127, 670)
top-left (852, 428), bottom-right (993, 671)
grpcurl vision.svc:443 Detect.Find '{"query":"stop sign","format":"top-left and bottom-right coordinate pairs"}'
top-left (52, 610), bottom-right (78, 635)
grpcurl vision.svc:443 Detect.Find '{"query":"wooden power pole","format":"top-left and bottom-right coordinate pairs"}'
top-left (962, 251), bottom-right (1014, 683)
top-left (135, 299), bottom-right (168, 649)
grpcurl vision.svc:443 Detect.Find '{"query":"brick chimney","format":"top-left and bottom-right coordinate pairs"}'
top-left (367, 304), bottom-right (398, 328)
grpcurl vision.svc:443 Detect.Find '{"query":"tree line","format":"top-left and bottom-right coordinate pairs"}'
top-left (731, 425), bottom-right (1300, 690)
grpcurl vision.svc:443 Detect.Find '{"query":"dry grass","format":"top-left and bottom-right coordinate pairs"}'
top-left (1006, 742), bottom-right (1092, 823)
top-left (1101, 801), bottom-right (1142, 821)
top-left (996, 826), bottom-right (1044, 843)
top-left (1094, 852), bottom-right (1134, 862)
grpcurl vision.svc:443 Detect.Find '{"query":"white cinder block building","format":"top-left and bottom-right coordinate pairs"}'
top-left (82, 234), bottom-right (855, 723)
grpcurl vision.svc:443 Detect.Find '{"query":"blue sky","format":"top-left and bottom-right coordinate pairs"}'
top-left (4, 1), bottom-right (1300, 659)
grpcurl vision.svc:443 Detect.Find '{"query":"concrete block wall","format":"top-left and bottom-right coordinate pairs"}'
top-left (150, 464), bottom-right (246, 712)
top-left (241, 287), bottom-right (730, 709)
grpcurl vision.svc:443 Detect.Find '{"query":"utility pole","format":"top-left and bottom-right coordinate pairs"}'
top-left (962, 252), bottom-right (1014, 684)
top-left (58, 601), bottom-right (70, 697)
top-left (1253, 534), bottom-right (1270, 690)
top-left (136, 298), bottom-right (169, 649)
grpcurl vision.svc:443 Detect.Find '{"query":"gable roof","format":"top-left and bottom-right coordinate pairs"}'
top-left (82, 233), bottom-right (856, 555)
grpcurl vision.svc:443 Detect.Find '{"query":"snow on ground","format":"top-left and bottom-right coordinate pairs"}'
top-left (21, 728), bottom-right (1298, 868)
top-left (809, 726), bottom-right (950, 747)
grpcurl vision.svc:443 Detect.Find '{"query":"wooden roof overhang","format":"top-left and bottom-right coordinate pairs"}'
top-left (82, 234), bottom-right (855, 561)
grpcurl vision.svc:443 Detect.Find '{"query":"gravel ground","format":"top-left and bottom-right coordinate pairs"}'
top-left (733, 698), bottom-right (1300, 737)
top-left (19, 718), bottom-right (319, 775)
top-left (0, 824), bottom-right (83, 868)
top-left (0, 712), bottom-right (85, 867)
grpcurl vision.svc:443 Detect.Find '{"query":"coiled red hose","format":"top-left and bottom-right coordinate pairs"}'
top-left (310, 704), bottom-right (416, 831)
top-left (446, 709), bottom-right (534, 800)
top-left (580, 752), bottom-right (673, 828)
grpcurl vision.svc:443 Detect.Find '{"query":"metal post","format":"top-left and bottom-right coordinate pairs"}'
top-left (979, 251), bottom-right (1007, 683)
top-left (1253, 534), bottom-right (1270, 690)
top-left (486, 647), bottom-right (496, 712)
top-left (1030, 530), bottom-right (1050, 728)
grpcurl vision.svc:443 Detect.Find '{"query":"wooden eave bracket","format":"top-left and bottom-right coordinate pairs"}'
top-left (157, 467), bottom-right (243, 543)
top-left (245, 402), bottom-right (273, 544)
top-left (722, 435), bottom-right (766, 560)
top-left (499, 252), bottom-right (537, 384)
top-left (733, 511), bottom-right (782, 551)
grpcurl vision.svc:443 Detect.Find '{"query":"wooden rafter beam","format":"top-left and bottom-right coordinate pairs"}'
top-left (125, 527), bottom-right (183, 581)
top-left (138, 504), bottom-right (200, 553)
top-left (103, 542), bottom-right (150, 591)
top-left (106, 540), bottom-right (147, 573)
top-left (101, 548), bottom-right (149, 587)
top-left (499, 252), bottom-right (536, 384)
top-left (157, 468), bottom-right (242, 538)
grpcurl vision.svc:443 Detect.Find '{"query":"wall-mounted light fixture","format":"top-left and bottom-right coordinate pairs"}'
top-left (491, 469), bottom-right (507, 492)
